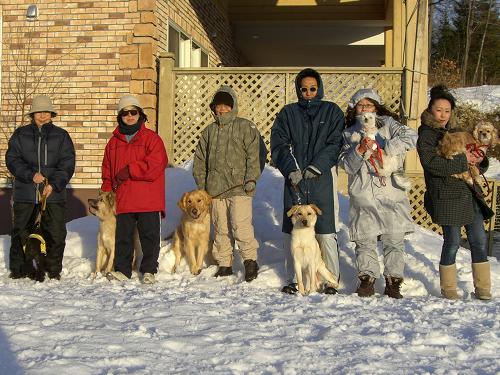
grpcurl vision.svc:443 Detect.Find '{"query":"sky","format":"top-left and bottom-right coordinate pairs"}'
top-left (0, 85), bottom-right (498, 374)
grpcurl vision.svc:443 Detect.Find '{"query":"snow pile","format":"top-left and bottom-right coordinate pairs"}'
top-left (453, 85), bottom-right (500, 113)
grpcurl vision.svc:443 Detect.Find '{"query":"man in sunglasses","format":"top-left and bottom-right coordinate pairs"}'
top-left (271, 68), bottom-right (345, 295)
top-left (102, 95), bottom-right (168, 284)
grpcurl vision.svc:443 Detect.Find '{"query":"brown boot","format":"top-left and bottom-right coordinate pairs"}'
top-left (472, 262), bottom-right (492, 300)
top-left (439, 264), bottom-right (459, 300)
top-left (384, 276), bottom-right (403, 299)
top-left (356, 275), bottom-right (375, 297)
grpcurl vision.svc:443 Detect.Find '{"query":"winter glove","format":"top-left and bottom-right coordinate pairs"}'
top-left (244, 180), bottom-right (256, 193)
top-left (113, 165), bottom-right (130, 190)
top-left (375, 134), bottom-right (386, 149)
top-left (303, 165), bottom-right (321, 179)
top-left (288, 170), bottom-right (302, 186)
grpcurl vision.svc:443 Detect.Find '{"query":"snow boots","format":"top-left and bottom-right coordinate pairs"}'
top-left (244, 259), bottom-right (259, 282)
top-left (472, 262), bottom-right (491, 300)
top-left (384, 276), bottom-right (403, 299)
top-left (356, 275), bottom-right (375, 297)
top-left (439, 264), bottom-right (459, 300)
top-left (214, 266), bottom-right (233, 278)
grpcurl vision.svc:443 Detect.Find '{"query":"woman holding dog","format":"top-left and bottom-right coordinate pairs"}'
top-left (271, 68), bottom-right (344, 295)
top-left (102, 95), bottom-right (168, 284)
top-left (417, 85), bottom-right (493, 300)
top-left (6, 95), bottom-right (75, 281)
top-left (339, 88), bottom-right (417, 298)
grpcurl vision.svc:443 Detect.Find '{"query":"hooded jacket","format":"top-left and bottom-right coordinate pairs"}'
top-left (270, 68), bottom-right (344, 234)
top-left (193, 85), bottom-right (262, 199)
top-left (6, 121), bottom-right (75, 203)
top-left (101, 122), bottom-right (168, 216)
top-left (339, 116), bottom-right (417, 241)
top-left (417, 110), bottom-right (490, 226)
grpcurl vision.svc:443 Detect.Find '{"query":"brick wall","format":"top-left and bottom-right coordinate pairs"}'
top-left (0, 0), bottom-right (242, 187)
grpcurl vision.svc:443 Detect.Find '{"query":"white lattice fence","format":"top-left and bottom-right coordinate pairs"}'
top-left (172, 68), bottom-right (403, 165)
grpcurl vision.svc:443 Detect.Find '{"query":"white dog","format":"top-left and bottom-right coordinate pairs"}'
top-left (287, 204), bottom-right (338, 296)
top-left (351, 112), bottom-right (410, 190)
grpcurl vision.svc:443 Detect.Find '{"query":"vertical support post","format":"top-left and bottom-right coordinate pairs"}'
top-left (402, 0), bottom-right (428, 173)
top-left (158, 52), bottom-right (176, 165)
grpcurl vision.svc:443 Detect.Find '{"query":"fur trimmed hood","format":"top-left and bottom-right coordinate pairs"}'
top-left (420, 109), bottom-right (458, 130)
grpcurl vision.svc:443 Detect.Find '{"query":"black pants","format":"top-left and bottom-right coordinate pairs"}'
top-left (115, 211), bottom-right (161, 278)
top-left (10, 202), bottom-right (67, 275)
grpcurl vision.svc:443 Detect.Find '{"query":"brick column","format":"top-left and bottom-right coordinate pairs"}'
top-left (119, 0), bottom-right (159, 129)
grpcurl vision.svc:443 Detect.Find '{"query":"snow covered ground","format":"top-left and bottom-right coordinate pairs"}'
top-left (453, 85), bottom-right (500, 113)
top-left (1, 163), bottom-right (499, 374)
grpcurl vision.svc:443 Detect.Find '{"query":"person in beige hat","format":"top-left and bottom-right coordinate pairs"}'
top-left (102, 94), bottom-right (168, 284)
top-left (6, 95), bottom-right (75, 281)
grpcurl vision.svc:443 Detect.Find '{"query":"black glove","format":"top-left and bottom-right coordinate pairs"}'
top-left (288, 170), bottom-right (302, 186)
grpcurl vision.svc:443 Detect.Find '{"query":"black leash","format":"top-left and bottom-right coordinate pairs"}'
top-left (212, 179), bottom-right (257, 199)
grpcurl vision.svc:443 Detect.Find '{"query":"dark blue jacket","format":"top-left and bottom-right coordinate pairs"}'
top-left (271, 68), bottom-right (344, 234)
top-left (6, 121), bottom-right (75, 203)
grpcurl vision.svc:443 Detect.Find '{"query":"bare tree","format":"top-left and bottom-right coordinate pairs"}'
top-left (461, 0), bottom-right (475, 85)
top-left (472, 0), bottom-right (494, 85)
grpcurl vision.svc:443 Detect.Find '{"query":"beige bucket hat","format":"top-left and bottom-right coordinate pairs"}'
top-left (28, 95), bottom-right (57, 117)
top-left (117, 95), bottom-right (143, 114)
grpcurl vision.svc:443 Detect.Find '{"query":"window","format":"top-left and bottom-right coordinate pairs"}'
top-left (168, 23), bottom-right (209, 68)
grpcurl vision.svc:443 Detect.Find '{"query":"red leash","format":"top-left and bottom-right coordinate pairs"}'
top-left (363, 139), bottom-right (386, 186)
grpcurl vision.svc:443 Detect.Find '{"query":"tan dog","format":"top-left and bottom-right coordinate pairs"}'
top-left (438, 122), bottom-right (498, 186)
top-left (88, 191), bottom-right (141, 276)
top-left (287, 204), bottom-right (338, 296)
top-left (172, 189), bottom-right (212, 275)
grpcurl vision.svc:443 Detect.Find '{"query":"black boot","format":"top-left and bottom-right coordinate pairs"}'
top-left (9, 270), bottom-right (26, 279)
top-left (323, 285), bottom-right (338, 295)
top-left (244, 260), bottom-right (259, 282)
top-left (281, 283), bottom-right (298, 294)
top-left (214, 266), bottom-right (233, 278)
top-left (356, 275), bottom-right (375, 297)
top-left (384, 276), bottom-right (403, 299)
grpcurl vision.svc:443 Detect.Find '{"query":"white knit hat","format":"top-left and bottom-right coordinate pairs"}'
top-left (348, 88), bottom-right (384, 108)
top-left (117, 95), bottom-right (143, 114)
top-left (28, 95), bottom-right (57, 117)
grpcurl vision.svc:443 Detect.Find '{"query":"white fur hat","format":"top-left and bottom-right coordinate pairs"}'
top-left (348, 88), bottom-right (384, 108)
top-left (117, 95), bottom-right (143, 114)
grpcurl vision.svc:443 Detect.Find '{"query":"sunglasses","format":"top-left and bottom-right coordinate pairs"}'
top-left (300, 87), bottom-right (317, 93)
top-left (120, 109), bottom-right (139, 117)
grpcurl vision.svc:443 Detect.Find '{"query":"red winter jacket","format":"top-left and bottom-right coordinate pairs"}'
top-left (101, 123), bottom-right (168, 216)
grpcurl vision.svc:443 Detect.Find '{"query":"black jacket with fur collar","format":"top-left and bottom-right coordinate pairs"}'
top-left (417, 110), bottom-right (490, 226)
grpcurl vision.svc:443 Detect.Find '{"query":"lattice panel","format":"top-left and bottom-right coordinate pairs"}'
top-left (409, 177), bottom-right (498, 238)
top-left (173, 69), bottom-right (402, 165)
top-left (287, 73), bottom-right (402, 115)
top-left (174, 73), bottom-right (286, 165)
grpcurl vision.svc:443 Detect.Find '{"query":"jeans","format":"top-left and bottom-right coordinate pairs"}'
top-left (440, 201), bottom-right (487, 266)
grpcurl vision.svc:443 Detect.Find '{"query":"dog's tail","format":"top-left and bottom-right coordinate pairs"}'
top-left (317, 262), bottom-right (339, 289)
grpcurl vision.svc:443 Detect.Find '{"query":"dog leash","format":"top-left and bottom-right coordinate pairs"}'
top-left (466, 143), bottom-right (491, 196)
top-left (211, 179), bottom-right (257, 199)
top-left (23, 179), bottom-right (48, 255)
top-left (363, 139), bottom-right (387, 186)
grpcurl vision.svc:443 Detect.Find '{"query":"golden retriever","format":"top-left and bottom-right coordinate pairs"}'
top-left (172, 189), bottom-right (213, 275)
top-left (438, 122), bottom-right (498, 186)
top-left (287, 204), bottom-right (339, 296)
top-left (88, 191), bottom-right (141, 276)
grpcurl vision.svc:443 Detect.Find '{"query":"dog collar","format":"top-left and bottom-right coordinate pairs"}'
top-left (24, 233), bottom-right (47, 255)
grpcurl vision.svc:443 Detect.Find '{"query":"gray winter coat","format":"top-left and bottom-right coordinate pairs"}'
top-left (193, 86), bottom-right (261, 198)
top-left (416, 110), bottom-right (490, 226)
top-left (339, 116), bottom-right (417, 241)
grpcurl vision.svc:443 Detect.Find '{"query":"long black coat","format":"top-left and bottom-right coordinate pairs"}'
top-left (6, 121), bottom-right (75, 203)
top-left (416, 110), bottom-right (489, 226)
top-left (271, 68), bottom-right (344, 234)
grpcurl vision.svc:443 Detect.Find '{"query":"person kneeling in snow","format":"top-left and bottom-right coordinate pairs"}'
top-left (193, 85), bottom-right (262, 282)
